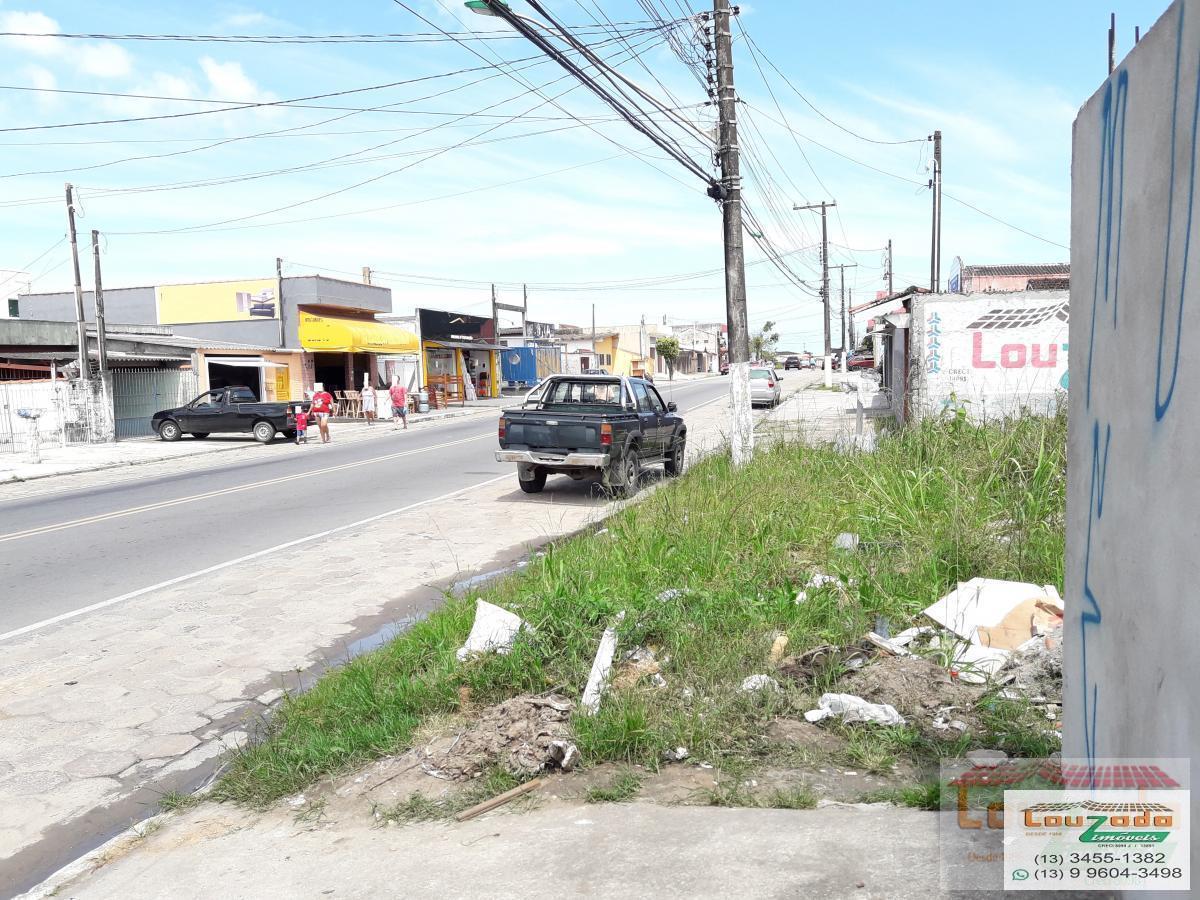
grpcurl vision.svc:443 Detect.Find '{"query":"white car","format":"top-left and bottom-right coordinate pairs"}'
top-left (749, 367), bottom-right (781, 407)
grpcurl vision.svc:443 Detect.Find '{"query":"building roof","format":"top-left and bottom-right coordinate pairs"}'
top-left (962, 263), bottom-right (1070, 277)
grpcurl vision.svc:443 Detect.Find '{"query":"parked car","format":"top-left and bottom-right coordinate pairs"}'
top-left (800, 357), bottom-right (816, 369)
top-left (152, 386), bottom-right (308, 444)
top-left (847, 351), bottom-right (875, 370)
top-left (784, 355), bottom-right (801, 370)
top-left (495, 374), bottom-right (686, 497)
top-left (749, 367), bottom-right (781, 407)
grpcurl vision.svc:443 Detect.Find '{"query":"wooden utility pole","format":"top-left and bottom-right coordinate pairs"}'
top-left (64, 184), bottom-right (89, 381)
top-left (794, 200), bottom-right (836, 366)
top-left (90, 230), bottom-right (108, 374)
top-left (929, 131), bottom-right (943, 292)
top-left (714, 0), bottom-right (752, 464)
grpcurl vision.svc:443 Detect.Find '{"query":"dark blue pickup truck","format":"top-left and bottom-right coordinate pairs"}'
top-left (153, 386), bottom-right (308, 444)
top-left (495, 374), bottom-right (686, 497)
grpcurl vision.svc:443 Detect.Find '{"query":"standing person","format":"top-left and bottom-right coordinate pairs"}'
top-left (361, 378), bottom-right (376, 425)
top-left (311, 382), bottom-right (334, 443)
top-left (293, 405), bottom-right (308, 445)
top-left (389, 378), bottom-right (408, 431)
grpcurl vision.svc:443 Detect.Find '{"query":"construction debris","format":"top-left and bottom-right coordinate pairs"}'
top-left (843, 655), bottom-right (984, 739)
top-left (663, 746), bottom-right (689, 762)
top-left (612, 646), bottom-right (666, 690)
top-left (890, 626), bottom-right (934, 648)
top-left (924, 578), bottom-right (1063, 651)
top-left (804, 693), bottom-right (904, 727)
top-left (425, 695), bottom-right (575, 780)
top-left (456, 599), bottom-right (529, 662)
top-left (998, 625), bottom-right (1063, 704)
top-left (740, 674), bottom-right (782, 693)
top-left (581, 613), bottom-right (624, 715)
top-left (779, 644), bottom-right (869, 683)
top-left (864, 632), bottom-right (911, 657)
top-left (454, 778), bottom-right (542, 822)
top-left (833, 532), bottom-right (861, 552)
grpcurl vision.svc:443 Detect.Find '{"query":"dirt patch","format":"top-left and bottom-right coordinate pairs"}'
top-left (763, 717), bottom-right (848, 757)
top-left (425, 694), bottom-right (573, 781)
top-left (842, 655), bottom-right (984, 740)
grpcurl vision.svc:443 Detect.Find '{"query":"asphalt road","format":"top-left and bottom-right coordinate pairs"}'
top-left (0, 377), bottom-right (731, 637)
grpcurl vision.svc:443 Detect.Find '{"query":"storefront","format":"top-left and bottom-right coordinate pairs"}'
top-left (416, 308), bottom-right (502, 401)
top-left (196, 350), bottom-right (302, 401)
top-left (298, 308), bottom-right (420, 393)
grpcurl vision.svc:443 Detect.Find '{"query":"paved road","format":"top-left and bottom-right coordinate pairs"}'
top-left (0, 377), bottom-right (730, 637)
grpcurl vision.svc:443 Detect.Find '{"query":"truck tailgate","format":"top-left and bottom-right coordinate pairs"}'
top-left (505, 413), bottom-right (602, 450)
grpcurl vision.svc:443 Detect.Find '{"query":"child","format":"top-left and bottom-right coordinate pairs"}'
top-left (294, 405), bottom-right (308, 444)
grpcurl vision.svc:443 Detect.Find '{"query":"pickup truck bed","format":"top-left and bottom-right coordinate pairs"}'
top-left (496, 375), bottom-right (686, 496)
top-left (152, 386), bottom-right (309, 444)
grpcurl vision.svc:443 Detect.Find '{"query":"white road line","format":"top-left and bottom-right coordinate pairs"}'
top-left (0, 473), bottom-right (512, 644)
top-left (0, 433), bottom-right (492, 543)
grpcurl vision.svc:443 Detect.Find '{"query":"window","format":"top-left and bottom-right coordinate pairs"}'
top-left (646, 386), bottom-right (666, 413)
top-left (7, 298), bottom-right (17, 318)
top-left (541, 380), bottom-right (622, 407)
top-left (191, 390), bottom-right (224, 409)
top-left (230, 388), bottom-right (257, 403)
top-left (750, 369), bottom-right (772, 380)
top-left (631, 380), bottom-right (652, 412)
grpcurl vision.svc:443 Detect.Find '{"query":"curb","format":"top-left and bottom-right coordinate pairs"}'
top-left (0, 408), bottom-right (499, 486)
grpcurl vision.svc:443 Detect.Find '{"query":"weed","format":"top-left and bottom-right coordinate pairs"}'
top-left (377, 768), bottom-right (529, 825)
top-left (585, 769), bottom-right (643, 804)
top-left (976, 699), bottom-right (1062, 757)
top-left (860, 781), bottom-right (942, 810)
top-left (765, 785), bottom-right (818, 809)
top-left (293, 796), bottom-right (328, 824)
top-left (158, 791), bottom-right (199, 814)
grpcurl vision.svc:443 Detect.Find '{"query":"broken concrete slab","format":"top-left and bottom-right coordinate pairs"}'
top-left (923, 578), bottom-right (1063, 651)
top-left (456, 599), bottom-right (529, 662)
top-left (581, 614), bottom-right (623, 715)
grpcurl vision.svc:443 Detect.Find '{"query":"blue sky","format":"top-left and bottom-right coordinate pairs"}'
top-left (0, 0), bottom-right (1172, 348)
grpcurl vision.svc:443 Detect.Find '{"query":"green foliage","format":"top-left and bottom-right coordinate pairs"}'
top-left (216, 412), bottom-right (1066, 806)
top-left (585, 769), bottom-right (644, 803)
top-left (749, 319), bottom-right (781, 363)
top-left (655, 335), bottom-right (681, 380)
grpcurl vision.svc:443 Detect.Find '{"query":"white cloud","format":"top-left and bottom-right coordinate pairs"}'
top-left (21, 64), bottom-right (58, 109)
top-left (0, 11), bottom-right (65, 57)
top-left (223, 12), bottom-right (271, 28)
top-left (200, 56), bottom-right (275, 103)
top-left (77, 43), bottom-right (134, 79)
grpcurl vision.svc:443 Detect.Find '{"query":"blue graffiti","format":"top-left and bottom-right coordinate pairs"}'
top-left (1080, 422), bottom-right (1110, 774)
top-left (1155, 2), bottom-right (1197, 421)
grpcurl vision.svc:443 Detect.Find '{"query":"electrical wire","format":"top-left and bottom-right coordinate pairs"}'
top-left (0, 24), bottom-right (669, 43)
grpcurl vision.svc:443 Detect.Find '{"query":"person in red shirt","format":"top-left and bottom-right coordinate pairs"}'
top-left (293, 406), bottom-right (308, 445)
top-left (310, 383), bottom-right (334, 443)
top-left (388, 380), bottom-right (408, 431)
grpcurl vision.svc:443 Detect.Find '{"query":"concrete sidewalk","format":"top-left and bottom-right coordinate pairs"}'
top-left (759, 371), bottom-right (887, 446)
top-left (0, 405), bottom-right (496, 484)
top-left (33, 802), bottom-right (941, 900)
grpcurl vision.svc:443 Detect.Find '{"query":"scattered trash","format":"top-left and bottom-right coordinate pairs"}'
top-left (425, 695), bottom-right (575, 780)
top-left (795, 571), bottom-right (840, 604)
top-left (456, 599), bottom-right (529, 661)
top-left (779, 644), bottom-right (868, 683)
top-left (804, 693), bottom-right (905, 727)
top-left (664, 746), bottom-right (689, 762)
top-left (740, 674), bottom-right (782, 693)
top-left (924, 579), bottom-right (1064, 651)
top-left (966, 749), bottom-right (1008, 764)
top-left (931, 709), bottom-right (969, 733)
top-left (890, 626), bottom-right (934, 648)
top-left (581, 613), bottom-right (624, 715)
top-left (949, 642), bottom-right (1011, 685)
top-left (864, 631), bottom-right (911, 657)
top-left (547, 740), bottom-right (579, 772)
top-left (833, 532), bottom-right (860, 552)
top-left (768, 632), bottom-right (790, 665)
top-left (843, 655), bottom-right (983, 739)
top-left (873, 616), bottom-right (890, 639)
top-left (612, 645), bottom-right (665, 691)
top-left (656, 588), bottom-right (685, 602)
top-left (454, 778), bottom-right (542, 822)
top-left (698, 762), bottom-right (714, 769)
top-left (594, 528), bottom-right (609, 537)
top-left (998, 625), bottom-right (1063, 703)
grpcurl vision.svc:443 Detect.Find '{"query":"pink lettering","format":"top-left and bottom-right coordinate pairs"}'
top-left (1001, 344), bottom-right (1027, 368)
top-left (1031, 344), bottom-right (1058, 368)
top-left (972, 331), bottom-right (995, 368)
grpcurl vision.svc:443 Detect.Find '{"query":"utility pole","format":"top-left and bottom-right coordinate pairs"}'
top-left (929, 131), bottom-right (943, 292)
top-left (90, 230), bottom-right (108, 374)
top-left (848, 289), bottom-right (855, 349)
top-left (713, 0), bottom-right (752, 465)
top-left (831, 263), bottom-right (857, 371)
top-left (591, 302), bottom-right (596, 368)
top-left (64, 184), bottom-right (89, 382)
top-left (886, 238), bottom-right (894, 297)
top-left (1109, 13), bottom-right (1116, 74)
top-left (521, 284), bottom-right (528, 345)
top-left (276, 256), bottom-right (286, 349)
top-left (361, 266), bottom-right (373, 285)
top-left (794, 200), bottom-right (835, 384)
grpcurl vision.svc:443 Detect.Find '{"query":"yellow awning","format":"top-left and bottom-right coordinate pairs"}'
top-left (299, 313), bottom-right (419, 354)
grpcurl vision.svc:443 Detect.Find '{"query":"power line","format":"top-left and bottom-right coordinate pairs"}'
top-left (0, 24), bottom-right (669, 43)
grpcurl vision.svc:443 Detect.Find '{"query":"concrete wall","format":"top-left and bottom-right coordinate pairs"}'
top-left (17, 286), bottom-right (157, 325)
top-left (170, 320), bottom-right (282, 347)
top-left (1066, 0), bottom-right (1198, 834)
top-left (282, 276), bottom-right (390, 314)
top-left (908, 290), bottom-right (1068, 420)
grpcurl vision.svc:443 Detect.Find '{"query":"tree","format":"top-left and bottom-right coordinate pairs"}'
top-left (655, 335), bottom-right (680, 380)
top-left (749, 320), bottom-right (780, 363)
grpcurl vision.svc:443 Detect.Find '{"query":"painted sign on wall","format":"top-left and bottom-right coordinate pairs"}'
top-left (917, 292), bottom-right (1068, 419)
top-left (156, 279), bottom-right (278, 324)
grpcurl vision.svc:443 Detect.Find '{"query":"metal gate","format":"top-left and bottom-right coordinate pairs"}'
top-left (112, 369), bottom-right (199, 439)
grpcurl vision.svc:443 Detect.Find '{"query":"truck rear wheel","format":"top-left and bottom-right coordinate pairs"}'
top-left (253, 421), bottom-right (276, 444)
top-left (665, 435), bottom-right (686, 477)
top-left (607, 450), bottom-right (640, 498)
top-left (518, 465), bottom-right (546, 493)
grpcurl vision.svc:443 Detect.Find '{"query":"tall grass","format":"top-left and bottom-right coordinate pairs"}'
top-left (214, 411), bottom-right (1066, 807)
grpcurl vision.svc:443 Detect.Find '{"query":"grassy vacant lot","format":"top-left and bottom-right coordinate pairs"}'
top-left (215, 411), bottom-right (1066, 807)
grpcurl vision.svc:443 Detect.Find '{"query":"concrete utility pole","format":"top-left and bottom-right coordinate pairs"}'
top-left (276, 256), bottom-right (286, 349)
top-left (361, 266), bottom-right (373, 285)
top-left (64, 184), bottom-right (89, 382)
top-left (929, 130), bottom-right (943, 292)
top-left (886, 238), bottom-right (894, 297)
top-left (89, 230), bottom-right (108, 374)
top-left (831, 263), bottom-right (857, 371)
top-left (794, 200), bottom-right (835, 385)
top-left (714, 0), bottom-right (753, 465)
top-left (521, 284), bottom-right (528, 345)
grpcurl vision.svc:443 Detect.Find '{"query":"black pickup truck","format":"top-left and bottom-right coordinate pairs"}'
top-left (152, 386), bottom-right (308, 444)
top-left (495, 374), bottom-right (686, 496)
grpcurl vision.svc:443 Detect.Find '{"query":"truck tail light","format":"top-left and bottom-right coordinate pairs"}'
top-left (498, 417), bottom-right (506, 440)
top-left (600, 422), bottom-right (612, 446)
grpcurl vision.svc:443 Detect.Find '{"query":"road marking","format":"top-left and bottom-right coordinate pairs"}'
top-left (0, 433), bottom-right (493, 544)
top-left (0, 473), bottom-right (513, 644)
